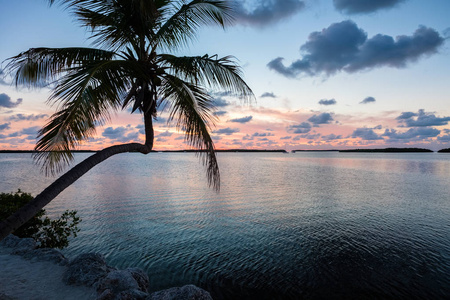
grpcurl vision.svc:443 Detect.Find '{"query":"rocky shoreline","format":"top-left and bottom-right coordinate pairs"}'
top-left (0, 235), bottom-right (212, 300)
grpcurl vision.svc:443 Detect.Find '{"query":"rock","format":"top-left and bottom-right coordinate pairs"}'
top-left (96, 269), bottom-right (149, 300)
top-left (148, 285), bottom-right (213, 300)
top-left (1, 234), bottom-right (36, 252)
top-left (63, 253), bottom-right (115, 287)
top-left (97, 288), bottom-right (148, 300)
top-left (0, 234), bottom-right (21, 248)
top-left (20, 247), bottom-right (68, 265)
top-left (126, 268), bottom-right (150, 293)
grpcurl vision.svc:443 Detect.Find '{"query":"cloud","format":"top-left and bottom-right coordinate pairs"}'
top-left (6, 126), bottom-right (41, 140)
top-left (322, 134), bottom-right (343, 140)
top-left (301, 133), bottom-right (321, 140)
top-left (397, 109), bottom-right (450, 127)
top-left (102, 126), bottom-right (139, 142)
top-left (213, 110), bottom-right (227, 116)
top-left (308, 112), bottom-right (334, 125)
top-left (212, 127), bottom-right (240, 135)
top-left (383, 127), bottom-right (440, 140)
top-left (280, 136), bottom-right (292, 140)
top-left (212, 97), bottom-right (229, 107)
top-left (260, 92), bottom-right (277, 98)
top-left (318, 99), bottom-right (337, 106)
top-left (351, 128), bottom-right (383, 140)
top-left (268, 21), bottom-right (444, 77)
top-left (233, 0), bottom-right (305, 27)
top-left (437, 135), bottom-right (450, 142)
top-left (396, 111), bottom-right (417, 120)
top-left (157, 130), bottom-right (173, 137)
top-left (0, 94), bottom-right (23, 109)
top-left (229, 116), bottom-right (253, 123)
top-left (253, 132), bottom-right (274, 137)
top-left (0, 123), bottom-right (10, 131)
top-left (360, 96), bottom-right (376, 104)
top-left (7, 113), bottom-right (48, 121)
top-left (287, 122), bottom-right (311, 133)
top-left (333, 0), bottom-right (406, 14)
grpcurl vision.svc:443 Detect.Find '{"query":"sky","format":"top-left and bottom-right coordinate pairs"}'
top-left (0, 0), bottom-right (450, 151)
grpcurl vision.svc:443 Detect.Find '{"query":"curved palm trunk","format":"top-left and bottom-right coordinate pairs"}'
top-left (0, 115), bottom-right (154, 241)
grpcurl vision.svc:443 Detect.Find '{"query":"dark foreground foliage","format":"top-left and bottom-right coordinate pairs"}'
top-left (0, 190), bottom-right (80, 249)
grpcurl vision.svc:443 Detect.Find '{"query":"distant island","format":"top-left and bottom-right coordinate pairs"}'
top-left (292, 150), bottom-right (339, 153)
top-left (0, 149), bottom-right (288, 154)
top-left (4, 148), bottom-right (450, 153)
top-left (438, 148), bottom-right (450, 153)
top-left (339, 148), bottom-right (433, 153)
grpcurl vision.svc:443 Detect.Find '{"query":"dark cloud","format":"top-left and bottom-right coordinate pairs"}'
top-left (397, 109), bottom-right (450, 127)
top-left (280, 136), bottom-right (292, 140)
top-left (102, 127), bottom-right (127, 138)
top-left (308, 113), bottom-right (334, 125)
top-left (6, 126), bottom-right (41, 140)
top-left (212, 127), bottom-right (240, 135)
top-left (0, 94), bottom-right (23, 109)
top-left (7, 113), bottom-right (48, 121)
top-left (268, 21), bottom-right (444, 77)
top-left (253, 132), bottom-right (274, 137)
top-left (102, 126), bottom-right (139, 142)
top-left (157, 130), bottom-right (173, 137)
top-left (301, 133), bottom-right (321, 140)
top-left (233, 0), bottom-right (305, 27)
top-left (213, 110), bottom-right (227, 116)
top-left (351, 128), bottom-right (383, 140)
top-left (437, 135), bottom-right (450, 142)
top-left (20, 126), bottom-right (41, 135)
top-left (229, 116), bottom-right (253, 123)
top-left (396, 111), bottom-right (417, 120)
top-left (136, 124), bottom-right (145, 135)
top-left (154, 117), bottom-right (167, 123)
top-left (0, 123), bottom-right (10, 131)
top-left (360, 97), bottom-right (376, 104)
top-left (318, 99), bottom-right (337, 106)
top-left (287, 122), bottom-right (312, 134)
top-left (212, 98), bottom-right (229, 107)
top-left (260, 92), bottom-right (277, 98)
top-left (322, 133), bottom-right (343, 140)
top-left (383, 127), bottom-right (440, 140)
top-left (333, 0), bottom-right (406, 14)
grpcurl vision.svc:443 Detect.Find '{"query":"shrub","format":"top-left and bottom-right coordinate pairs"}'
top-left (0, 190), bottom-right (81, 249)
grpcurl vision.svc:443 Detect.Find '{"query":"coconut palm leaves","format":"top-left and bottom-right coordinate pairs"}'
top-left (6, 0), bottom-right (253, 190)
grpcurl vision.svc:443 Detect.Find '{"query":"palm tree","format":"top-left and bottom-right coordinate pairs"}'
top-left (0, 0), bottom-right (253, 241)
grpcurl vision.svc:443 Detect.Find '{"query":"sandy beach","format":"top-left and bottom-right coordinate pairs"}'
top-left (0, 246), bottom-right (96, 300)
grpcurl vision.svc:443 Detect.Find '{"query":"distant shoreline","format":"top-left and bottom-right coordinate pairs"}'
top-left (1, 148), bottom-right (450, 153)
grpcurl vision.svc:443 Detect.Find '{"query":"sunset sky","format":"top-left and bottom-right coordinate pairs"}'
top-left (1, 0), bottom-right (449, 151)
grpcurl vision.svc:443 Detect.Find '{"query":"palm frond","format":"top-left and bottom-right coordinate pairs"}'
top-left (35, 59), bottom-right (134, 174)
top-left (162, 74), bottom-right (220, 190)
top-left (154, 0), bottom-right (233, 51)
top-left (6, 47), bottom-right (114, 88)
top-left (160, 54), bottom-right (254, 101)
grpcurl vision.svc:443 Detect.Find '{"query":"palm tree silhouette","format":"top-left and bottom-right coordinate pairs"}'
top-left (0, 0), bottom-right (253, 240)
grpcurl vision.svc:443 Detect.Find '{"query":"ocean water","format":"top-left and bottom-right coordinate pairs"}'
top-left (1, 152), bottom-right (449, 299)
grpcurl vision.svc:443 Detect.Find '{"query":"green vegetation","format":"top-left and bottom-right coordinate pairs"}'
top-left (438, 148), bottom-right (450, 153)
top-left (0, 190), bottom-right (80, 249)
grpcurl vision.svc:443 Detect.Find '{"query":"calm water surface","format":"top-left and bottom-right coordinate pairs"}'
top-left (1, 152), bottom-right (449, 299)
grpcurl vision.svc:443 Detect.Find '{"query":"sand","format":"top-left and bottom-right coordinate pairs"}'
top-left (0, 247), bottom-right (96, 300)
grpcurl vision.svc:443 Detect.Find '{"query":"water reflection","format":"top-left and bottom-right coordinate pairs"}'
top-left (0, 152), bottom-right (449, 299)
